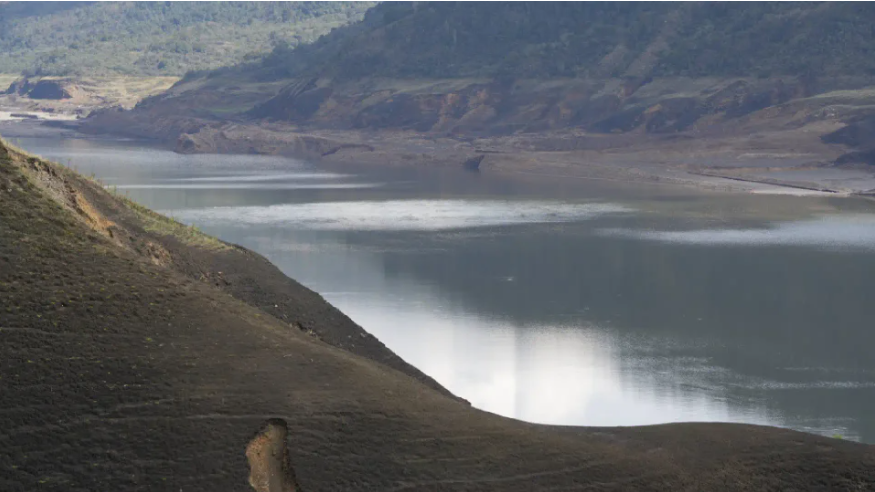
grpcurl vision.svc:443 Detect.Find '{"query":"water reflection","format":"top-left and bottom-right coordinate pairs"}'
top-left (115, 182), bottom-right (383, 190)
top-left (224, 219), bottom-right (875, 443)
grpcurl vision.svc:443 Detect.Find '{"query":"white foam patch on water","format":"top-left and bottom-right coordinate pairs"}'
top-left (113, 182), bottom-right (381, 190)
top-left (168, 200), bottom-right (631, 231)
top-left (600, 215), bottom-right (875, 251)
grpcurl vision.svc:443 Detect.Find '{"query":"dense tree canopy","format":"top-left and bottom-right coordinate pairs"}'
top-left (0, 2), bottom-right (373, 76)
top-left (254, 2), bottom-right (875, 81)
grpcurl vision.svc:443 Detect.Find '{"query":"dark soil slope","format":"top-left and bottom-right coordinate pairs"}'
top-left (2, 138), bottom-right (874, 491)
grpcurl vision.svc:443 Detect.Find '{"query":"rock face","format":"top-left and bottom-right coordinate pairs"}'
top-left (4, 77), bottom-right (32, 95)
top-left (27, 79), bottom-right (72, 99)
top-left (3, 77), bottom-right (72, 99)
top-left (173, 125), bottom-right (362, 157)
top-left (822, 116), bottom-right (875, 166)
top-left (246, 419), bottom-right (302, 492)
top-left (246, 76), bottom-right (819, 138)
top-left (462, 154), bottom-right (485, 171)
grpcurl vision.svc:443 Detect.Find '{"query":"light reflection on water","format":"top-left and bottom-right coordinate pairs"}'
top-left (336, 291), bottom-right (766, 428)
top-left (114, 182), bottom-right (384, 190)
top-left (11, 132), bottom-right (875, 444)
top-left (600, 215), bottom-right (875, 251)
top-left (170, 200), bottom-right (631, 231)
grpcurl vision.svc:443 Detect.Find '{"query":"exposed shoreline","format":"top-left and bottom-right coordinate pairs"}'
top-left (41, 111), bottom-right (875, 198)
top-left (2, 105), bottom-right (874, 199)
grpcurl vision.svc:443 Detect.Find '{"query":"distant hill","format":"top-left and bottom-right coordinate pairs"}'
top-left (84, 1), bottom-right (875, 166)
top-left (0, 1), bottom-right (374, 77)
top-left (229, 2), bottom-right (875, 134)
top-left (252, 2), bottom-right (875, 81)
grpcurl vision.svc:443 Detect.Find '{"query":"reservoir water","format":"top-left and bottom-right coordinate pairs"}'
top-left (11, 132), bottom-right (875, 443)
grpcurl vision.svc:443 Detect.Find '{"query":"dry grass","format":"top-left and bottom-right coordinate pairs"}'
top-left (807, 87), bottom-right (875, 102)
top-left (0, 73), bottom-right (19, 91)
top-left (74, 75), bottom-right (180, 107)
top-left (1, 134), bottom-right (227, 251)
top-left (119, 195), bottom-right (229, 251)
top-left (0, 75), bottom-right (179, 109)
top-left (0, 134), bottom-right (41, 161)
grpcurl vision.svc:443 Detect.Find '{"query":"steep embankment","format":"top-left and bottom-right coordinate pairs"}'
top-left (3, 141), bottom-right (875, 490)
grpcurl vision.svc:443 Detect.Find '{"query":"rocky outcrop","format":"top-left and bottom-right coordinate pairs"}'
top-left (462, 154), bottom-right (485, 171)
top-left (28, 79), bottom-right (72, 99)
top-left (246, 419), bottom-right (302, 492)
top-left (823, 115), bottom-right (875, 148)
top-left (247, 76), bottom-right (818, 137)
top-left (174, 124), bottom-right (370, 158)
top-left (4, 77), bottom-right (32, 95)
top-left (4, 77), bottom-right (73, 99)
top-left (80, 106), bottom-right (210, 142)
top-left (823, 115), bottom-right (875, 166)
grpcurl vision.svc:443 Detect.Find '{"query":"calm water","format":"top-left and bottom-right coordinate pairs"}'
top-left (13, 132), bottom-right (875, 443)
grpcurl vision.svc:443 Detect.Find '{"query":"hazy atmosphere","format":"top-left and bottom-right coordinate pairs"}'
top-left (2, 2), bottom-right (874, 491)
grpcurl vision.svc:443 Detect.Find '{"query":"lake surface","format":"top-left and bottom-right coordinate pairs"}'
top-left (12, 131), bottom-right (875, 443)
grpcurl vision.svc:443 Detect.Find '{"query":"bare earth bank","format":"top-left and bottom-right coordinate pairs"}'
top-left (73, 112), bottom-right (874, 197)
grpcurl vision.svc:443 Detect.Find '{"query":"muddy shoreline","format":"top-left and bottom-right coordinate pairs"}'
top-left (48, 111), bottom-right (875, 197)
top-left (3, 106), bottom-right (874, 198)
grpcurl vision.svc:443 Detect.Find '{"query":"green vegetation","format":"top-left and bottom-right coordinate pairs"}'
top-left (1, 134), bottom-right (227, 250)
top-left (0, 2), bottom-right (374, 77)
top-left (252, 2), bottom-right (875, 81)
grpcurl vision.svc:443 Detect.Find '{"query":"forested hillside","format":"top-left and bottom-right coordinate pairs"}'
top-left (0, 2), bottom-right (373, 76)
top-left (83, 1), bottom-right (875, 167)
top-left (253, 2), bottom-right (875, 80)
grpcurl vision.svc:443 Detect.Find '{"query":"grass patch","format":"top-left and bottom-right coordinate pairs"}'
top-left (72, 75), bottom-right (181, 107)
top-left (206, 104), bottom-right (256, 116)
top-left (806, 88), bottom-right (875, 104)
top-left (0, 73), bottom-right (19, 91)
top-left (0, 136), bottom-right (41, 162)
top-left (117, 195), bottom-right (229, 251)
top-left (1, 134), bottom-right (229, 251)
